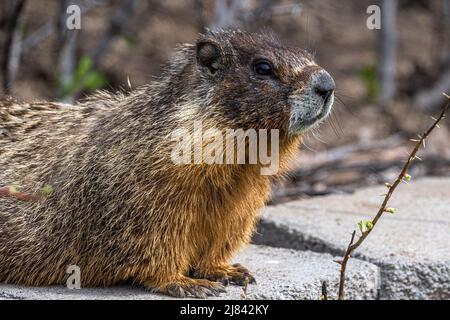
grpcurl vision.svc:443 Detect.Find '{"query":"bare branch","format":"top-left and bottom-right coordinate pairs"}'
top-left (210, 0), bottom-right (247, 30)
top-left (337, 95), bottom-right (450, 300)
top-left (378, 0), bottom-right (398, 101)
top-left (208, 0), bottom-right (302, 29)
top-left (22, 0), bottom-right (107, 53)
top-left (338, 231), bottom-right (355, 300)
top-left (57, 0), bottom-right (79, 104)
top-left (91, 0), bottom-right (139, 67)
top-left (1, 0), bottom-right (27, 94)
top-left (245, 2), bottom-right (302, 22)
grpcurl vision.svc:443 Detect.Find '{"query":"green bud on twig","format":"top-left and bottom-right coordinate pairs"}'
top-left (357, 221), bottom-right (366, 233)
top-left (404, 174), bottom-right (412, 181)
top-left (357, 220), bottom-right (374, 233)
top-left (384, 207), bottom-right (397, 214)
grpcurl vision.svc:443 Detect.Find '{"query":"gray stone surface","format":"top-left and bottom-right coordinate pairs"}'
top-left (254, 177), bottom-right (450, 299)
top-left (0, 245), bottom-right (379, 300)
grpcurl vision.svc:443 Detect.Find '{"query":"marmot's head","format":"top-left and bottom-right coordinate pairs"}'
top-left (191, 30), bottom-right (335, 136)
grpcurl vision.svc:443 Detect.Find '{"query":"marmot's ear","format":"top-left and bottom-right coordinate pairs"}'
top-left (196, 41), bottom-right (223, 74)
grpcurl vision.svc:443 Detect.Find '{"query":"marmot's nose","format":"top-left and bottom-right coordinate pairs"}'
top-left (311, 70), bottom-right (335, 100)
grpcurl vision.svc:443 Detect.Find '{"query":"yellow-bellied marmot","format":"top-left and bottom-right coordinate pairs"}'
top-left (0, 30), bottom-right (335, 298)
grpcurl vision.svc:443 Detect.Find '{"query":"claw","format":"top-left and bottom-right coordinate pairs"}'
top-left (149, 277), bottom-right (226, 299)
top-left (190, 263), bottom-right (256, 288)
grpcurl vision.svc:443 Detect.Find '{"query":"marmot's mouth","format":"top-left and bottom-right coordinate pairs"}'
top-left (288, 92), bottom-right (334, 134)
top-left (305, 93), bottom-right (334, 128)
top-left (323, 91), bottom-right (334, 109)
top-left (321, 92), bottom-right (334, 119)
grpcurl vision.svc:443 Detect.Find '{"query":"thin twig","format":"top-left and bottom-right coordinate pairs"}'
top-left (337, 95), bottom-right (450, 300)
top-left (321, 280), bottom-right (329, 300)
top-left (337, 231), bottom-right (355, 299)
top-left (240, 277), bottom-right (249, 299)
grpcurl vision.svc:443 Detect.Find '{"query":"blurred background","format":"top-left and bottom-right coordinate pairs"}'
top-left (1, 0), bottom-right (449, 203)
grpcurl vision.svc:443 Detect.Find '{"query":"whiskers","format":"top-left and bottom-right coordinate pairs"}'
top-left (300, 125), bottom-right (327, 152)
top-left (326, 89), bottom-right (358, 138)
top-left (334, 90), bottom-right (357, 117)
top-left (300, 131), bottom-right (318, 152)
top-left (328, 110), bottom-right (344, 138)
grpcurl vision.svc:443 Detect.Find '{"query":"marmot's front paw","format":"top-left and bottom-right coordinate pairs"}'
top-left (149, 276), bottom-right (226, 299)
top-left (191, 263), bottom-right (256, 286)
top-left (230, 263), bottom-right (256, 286)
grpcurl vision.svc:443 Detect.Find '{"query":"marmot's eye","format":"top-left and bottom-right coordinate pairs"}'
top-left (253, 60), bottom-right (274, 78)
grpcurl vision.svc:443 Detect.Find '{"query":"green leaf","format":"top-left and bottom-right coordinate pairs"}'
top-left (57, 56), bottom-right (108, 99)
top-left (360, 65), bottom-right (379, 102)
top-left (385, 207), bottom-right (397, 214)
top-left (82, 71), bottom-right (107, 91)
top-left (122, 34), bottom-right (136, 47)
top-left (76, 56), bottom-right (93, 80)
top-left (357, 220), bottom-right (366, 233)
top-left (358, 220), bottom-right (374, 233)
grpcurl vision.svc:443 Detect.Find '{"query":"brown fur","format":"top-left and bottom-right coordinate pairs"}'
top-left (0, 30), bottom-right (329, 298)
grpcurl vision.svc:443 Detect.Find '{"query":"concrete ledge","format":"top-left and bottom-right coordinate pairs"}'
top-left (0, 245), bottom-right (379, 300)
top-left (254, 178), bottom-right (450, 299)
